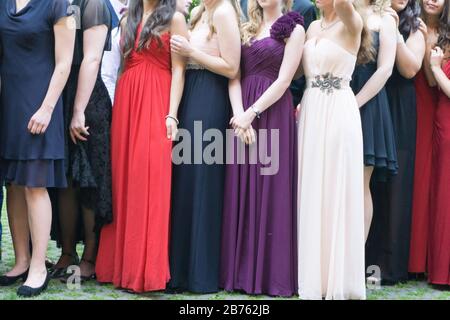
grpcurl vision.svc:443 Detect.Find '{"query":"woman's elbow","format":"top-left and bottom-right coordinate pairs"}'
top-left (55, 60), bottom-right (72, 77)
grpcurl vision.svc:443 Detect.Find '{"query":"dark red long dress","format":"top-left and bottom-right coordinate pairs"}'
top-left (95, 27), bottom-right (172, 292)
top-left (428, 61), bottom-right (450, 285)
top-left (409, 69), bottom-right (438, 273)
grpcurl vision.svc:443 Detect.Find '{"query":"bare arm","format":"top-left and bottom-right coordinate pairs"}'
top-left (228, 71), bottom-right (244, 117)
top-left (355, 15), bottom-right (396, 108)
top-left (395, 30), bottom-right (425, 79)
top-left (422, 29), bottom-right (438, 87)
top-left (430, 47), bottom-right (450, 98)
top-left (28, 16), bottom-right (75, 135)
top-left (70, 25), bottom-right (108, 143)
top-left (231, 25), bottom-right (305, 130)
top-left (166, 12), bottom-right (189, 140)
top-left (335, 0), bottom-right (363, 37)
top-left (171, 4), bottom-right (241, 79)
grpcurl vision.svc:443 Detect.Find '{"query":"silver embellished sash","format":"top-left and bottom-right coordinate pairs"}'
top-left (306, 73), bottom-right (349, 94)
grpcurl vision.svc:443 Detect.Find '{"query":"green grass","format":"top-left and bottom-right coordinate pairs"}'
top-left (0, 190), bottom-right (448, 300)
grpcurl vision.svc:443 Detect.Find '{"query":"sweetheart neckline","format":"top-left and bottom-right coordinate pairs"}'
top-left (306, 37), bottom-right (357, 59)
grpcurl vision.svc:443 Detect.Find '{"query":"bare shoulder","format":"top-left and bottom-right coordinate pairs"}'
top-left (190, 5), bottom-right (201, 18)
top-left (171, 11), bottom-right (187, 28)
top-left (306, 20), bottom-right (320, 40)
top-left (213, 1), bottom-right (237, 21)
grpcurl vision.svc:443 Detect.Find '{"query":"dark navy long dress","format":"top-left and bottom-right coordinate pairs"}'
top-left (0, 0), bottom-right (71, 188)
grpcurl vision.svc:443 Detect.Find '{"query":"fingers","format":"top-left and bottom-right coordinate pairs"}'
top-left (70, 129), bottom-right (77, 145)
top-left (167, 123), bottom-right (173, 140)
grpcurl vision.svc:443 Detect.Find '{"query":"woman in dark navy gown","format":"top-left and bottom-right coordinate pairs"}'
top-left (0, 0), bottom-right (75, 296)
top-left (49, 0), bottom-right (112, 283)
top-left (350, 2), bottom-right (398, 241)
top-left (167, 0), bottom-right (241, 293)
top-left (367, 0), bottom-right (425, 285)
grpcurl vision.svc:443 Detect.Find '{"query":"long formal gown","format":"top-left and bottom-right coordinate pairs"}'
top-left (367, 31), bottom-right (417, 285)
top-left (51, 0), bottom-right (113, 245)
top-left (168, 20), bottom-right (230, 294)
top-left (350, 31), bottom-right (398, 178)
top-left (220, 12), bottom-right (302, 297)
top-left (409, 69), bottom-right (438, 274)
top-left (0, 0), bottom-right (70, 188)
top-left (95, 26), bottom-right (172, 293)
top-left (428, 60), bottom-right (450, 286)
top-left (297, 35), bottom-right (366, 300)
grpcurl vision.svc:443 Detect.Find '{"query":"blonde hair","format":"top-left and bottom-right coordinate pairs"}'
top-left (190, 0), bottom-right (242, 40)
top-left (241, 0), bottom-right (293, 45)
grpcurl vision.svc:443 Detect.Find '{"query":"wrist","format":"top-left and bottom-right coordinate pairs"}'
top-left (249, 105), bottom-right (261, 119)
top-left (41, 103), bottom-right (55, 113)
top-left (165, 114), bottom-right (179, 125)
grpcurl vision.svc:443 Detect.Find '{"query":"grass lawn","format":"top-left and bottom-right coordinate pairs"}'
top-left (0, 191), bottom-right (449, 300)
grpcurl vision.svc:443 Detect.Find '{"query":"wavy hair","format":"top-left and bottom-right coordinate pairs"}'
top-left (437, 0), bottom-right (450, 50)
top-left (241, 0), bottom-right (293, 45)
top-left (354, 0), bottom-right (376, 64)
top-left (121, 0), bottom-right (176, 60)
top-left (190, 0), bottom-right (242, 40)
top-left (397, 0), bottom-right (421, 35)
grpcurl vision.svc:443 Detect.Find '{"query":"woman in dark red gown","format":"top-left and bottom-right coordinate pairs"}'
top-left (95, 0), bottom-right (188, 293)
top-left (428, 17), bottom-right (450, 286)
top-left (408, 0), bottom-right (441, 275)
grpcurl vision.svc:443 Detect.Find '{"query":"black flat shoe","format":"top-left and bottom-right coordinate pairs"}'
top-left (49, 252), bottom-right (79, 279)
top-left (17, 272), bottom-right (51, 298)
top-left (0, 269), bottom-right (29, 287)
top-left (60, 258), bottom-right (96, 284)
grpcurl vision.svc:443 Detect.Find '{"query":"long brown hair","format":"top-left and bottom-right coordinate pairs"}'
top-left (241, 0), bottom-right (293, 45)
top-left (121, 0), bottom-right (176, 60)
top-left (437, 0), bottom-right (450, 50)
top-left (190, 0), bottom-right (242, 40)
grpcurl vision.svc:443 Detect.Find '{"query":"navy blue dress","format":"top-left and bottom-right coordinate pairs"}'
top-left (367, 30), bottom-right (417, 285)
top-left (0, 0), bottom-right (71, 188)
top-left (350, 31), bottom-right (398, 178)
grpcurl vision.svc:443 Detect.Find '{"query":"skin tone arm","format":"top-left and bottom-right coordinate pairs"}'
top-left (28, 17), bottom-right (76, 135)
top-left (170, 3), bottom-right (241, 79)
top-left (430, 47), bottom-right (450, 98)
top-left (70, 25), bottom-right (109, 144)
top-left (230, 24), bottom-right (305, 131)
top-left (355, 14), bottom-right (396, 108)
top-left (422, 24), bottom-right (438, 87)
top-left (166, 12), bottom-right (189, 141)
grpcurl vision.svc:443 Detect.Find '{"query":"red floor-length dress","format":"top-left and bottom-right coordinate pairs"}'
top-left (95, 28), bottom-right (173, 292)
top-left (409, 69), bottom-right (438, 273)
top-left (428, 61), bottom-right (450, 285)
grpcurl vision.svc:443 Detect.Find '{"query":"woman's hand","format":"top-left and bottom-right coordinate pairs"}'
top-left (430, 46), bottom-right (444, 68)
top-left (417, 18), bottom-right (428, 41)
top-left (166, 117), bottom-right (179, 141)
top-left (28, 105), bottom-right (53, 135)
top-left (170, 35), bottom-right (193, 57)
top-left (230, 109), bottom-right (256, 131)
top-left (70, 111), bottom-right (89, 144)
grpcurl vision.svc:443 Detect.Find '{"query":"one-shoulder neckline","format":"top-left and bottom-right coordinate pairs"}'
top-left (307, 37), bottom-right (357, 59)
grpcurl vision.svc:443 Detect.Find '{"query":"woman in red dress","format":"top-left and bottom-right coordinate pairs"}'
top-left (428, 5), bottom-right (450, 286)
top-left (408, 0), bottom-right (442, 275)
top-left (95, 0), bottom-right (188, 293)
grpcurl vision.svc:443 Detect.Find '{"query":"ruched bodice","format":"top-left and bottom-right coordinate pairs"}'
top-left (241, 37), bottom-right (285, 81)
top-left (303, 38), bottom-right (357, 87)
top-left (124, 28), bottom-right (171, 72)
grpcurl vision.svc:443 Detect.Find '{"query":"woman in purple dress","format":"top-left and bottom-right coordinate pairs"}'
top-left (220, 0), bottom-right (305, 297)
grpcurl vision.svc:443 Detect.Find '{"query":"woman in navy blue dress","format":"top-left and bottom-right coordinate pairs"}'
top-left (0, 0), bottom-right (75, 297)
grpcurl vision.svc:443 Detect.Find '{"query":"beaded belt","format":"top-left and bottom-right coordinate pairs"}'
top-left (306, 72), bottom-right (350, 94)
top-left (186, 62), bottom-right (206, 70)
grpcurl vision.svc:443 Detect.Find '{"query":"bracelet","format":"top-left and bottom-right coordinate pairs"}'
top-left (250, 105), bottom-right (261, 119)
top-left (165, 115), bottom-right (179, 125)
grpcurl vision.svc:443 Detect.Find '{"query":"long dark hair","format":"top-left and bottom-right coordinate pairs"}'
top-left (121, 0), bottom-right (176, 60)
top-left (438, 0), bottom-right (450, 50)
top-left (398, 0), bottom-right (421, 36)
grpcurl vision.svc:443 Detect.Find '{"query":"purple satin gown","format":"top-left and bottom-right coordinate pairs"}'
top-left (220, 13), bottom-right (303, 297)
